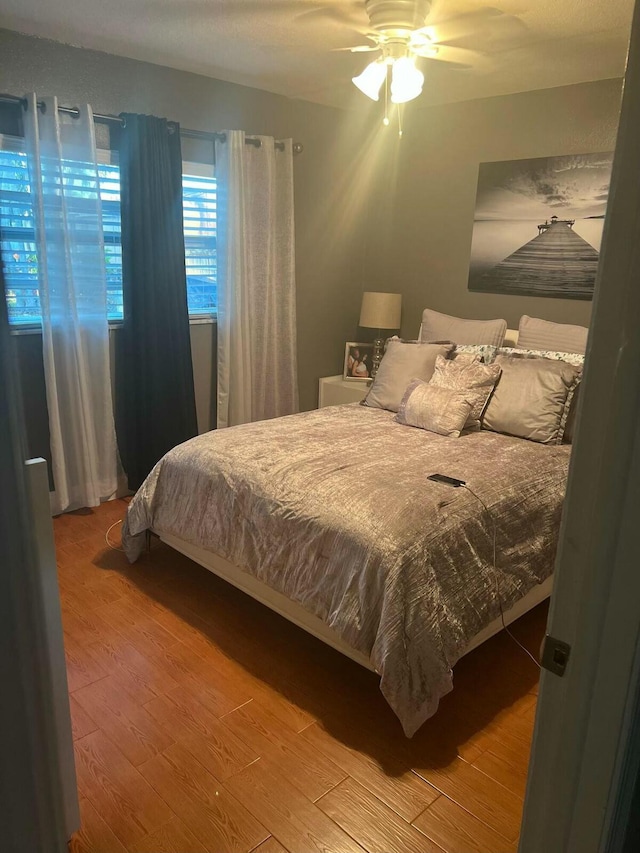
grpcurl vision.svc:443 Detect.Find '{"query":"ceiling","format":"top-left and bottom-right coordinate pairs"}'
top-left (0, 0), bottom-right (634, 109)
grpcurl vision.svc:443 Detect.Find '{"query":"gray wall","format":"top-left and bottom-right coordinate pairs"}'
top-left (364, 77), bottom-right (623, 339)
top-left (0, 28), bottom-right (380, 417)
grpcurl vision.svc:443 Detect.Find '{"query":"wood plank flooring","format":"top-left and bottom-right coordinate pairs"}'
top-left (60, 500), bottom-right (545, 853)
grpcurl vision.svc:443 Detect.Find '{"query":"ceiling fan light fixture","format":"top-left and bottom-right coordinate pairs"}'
top-left (352, 59), bottom-right (387, 100)
top-left (390, 56), bottom-right (424, 103)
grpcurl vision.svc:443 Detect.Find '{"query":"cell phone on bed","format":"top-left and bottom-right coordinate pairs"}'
top-left (427, 473), bottom-right (466, 488)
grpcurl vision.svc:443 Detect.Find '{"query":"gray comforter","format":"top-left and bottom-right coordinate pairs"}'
top-left (123, 404), bottom-right (570, 736)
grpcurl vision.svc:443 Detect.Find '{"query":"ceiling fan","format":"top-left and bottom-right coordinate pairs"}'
top-left (343, 0), bottom-right (518, 104)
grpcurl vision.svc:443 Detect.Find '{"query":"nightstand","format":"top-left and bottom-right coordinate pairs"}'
top-left (318, 375), bottom-right (369, 408)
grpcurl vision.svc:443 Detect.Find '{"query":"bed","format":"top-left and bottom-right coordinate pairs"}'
top-left (122, 326), bottom-right (571, 736)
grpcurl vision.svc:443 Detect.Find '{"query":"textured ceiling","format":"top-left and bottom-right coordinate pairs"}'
top-left (0, 0), bottom-right (634, 108)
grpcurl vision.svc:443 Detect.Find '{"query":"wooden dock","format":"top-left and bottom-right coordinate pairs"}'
top-left (472, 222), bottom-right (599, 299)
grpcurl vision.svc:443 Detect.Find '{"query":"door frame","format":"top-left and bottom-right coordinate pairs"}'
top-left (519, 2), bottom-right (640, 850)
top-left (0, 271), bottom-right (71, 849)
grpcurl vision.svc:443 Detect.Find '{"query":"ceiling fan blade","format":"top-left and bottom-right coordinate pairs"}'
top-left (416, 8), bottom-right (527, 49)
top-left (412, 45), bottom-right (439, 58)
top-left (422, 44), bottom-right (493, 70)
top-left (331, 44), bottom-right (380, 52)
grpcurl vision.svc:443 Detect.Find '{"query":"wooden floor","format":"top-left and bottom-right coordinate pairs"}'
top-left (57, 499), bottom-right (546, 853)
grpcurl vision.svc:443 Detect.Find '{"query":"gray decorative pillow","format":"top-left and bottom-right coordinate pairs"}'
top-left (453, 344), bottom-right (500, 364)
top-left (396, 380), bottom-right (473, 437)
top-left (419, 308), bottom-right (507, 347)
top-left (430, 355), bottom-right (502, 430)
top-left (563, 383), bottom-right (580, 444)
top-left (496, 347), bottom-right (585, 444)
top-left (362, 340), bottom-right (454, 413)
top-left (483, 355), bottom-right (581, 444)
top-left (497, 346), bottom-right (585, 368)
top-left (517, 315), bottom-right (589, 354)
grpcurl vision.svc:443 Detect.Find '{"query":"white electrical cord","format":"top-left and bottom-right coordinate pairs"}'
top-left (105, 518), bottom-right (125, 552)
top-left (462, 483), bottom-right (541, 670)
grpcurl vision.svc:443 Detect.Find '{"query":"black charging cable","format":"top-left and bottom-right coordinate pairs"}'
top-left (461, 483), bottom-right (541, 669)
top-left (427, 474), bottom-right (540, 668)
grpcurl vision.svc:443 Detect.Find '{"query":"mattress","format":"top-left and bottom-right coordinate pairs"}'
top-left (123, 403), bottom-right (570, 736)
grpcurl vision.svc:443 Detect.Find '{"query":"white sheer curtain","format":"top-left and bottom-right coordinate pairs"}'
top-left (24, 94), bottom-right (119, 514)
top-left (215, 131), bottom-right (298, 428)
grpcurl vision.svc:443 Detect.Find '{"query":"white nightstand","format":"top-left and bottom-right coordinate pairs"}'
top-left (318, 375), bottom-right (369, 408)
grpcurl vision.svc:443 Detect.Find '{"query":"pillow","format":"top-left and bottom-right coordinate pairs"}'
top-left (419, 308), bottom-right (507, 347)
top-left (496, 347), bottom-right (585, 444)
top-left (496, 346), bottom-right (584, 369)
top-left (430, 355), bottom-right (502, 430)
top-left (452, 344), bottom-right (500, 364)
top-left (563, 383), bottom-right (580, 444)
top-left (517, 315), bottom-right (589, 354)
top-left (396, 380), bottom-right (473, 437)
top-left (483, 355), bottom-right (581, 444)
top-left (362, 340), bottom-right (454, 413)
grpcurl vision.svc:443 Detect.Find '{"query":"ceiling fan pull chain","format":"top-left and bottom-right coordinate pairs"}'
top-left (383, 65), bottom-right (390, 126)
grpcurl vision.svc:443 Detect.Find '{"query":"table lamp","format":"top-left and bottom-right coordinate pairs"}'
top-left (359, 291), bottom-right (402, 377)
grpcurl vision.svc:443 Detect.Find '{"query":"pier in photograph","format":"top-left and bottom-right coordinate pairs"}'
top-left (472, 218), bottom-right (599, 299)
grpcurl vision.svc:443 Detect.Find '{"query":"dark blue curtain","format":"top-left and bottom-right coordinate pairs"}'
top-left (116, 114), bottom-right (198, 491)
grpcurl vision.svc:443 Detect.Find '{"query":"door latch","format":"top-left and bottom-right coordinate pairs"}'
top-left (541, 635), bottom-right (571, 677)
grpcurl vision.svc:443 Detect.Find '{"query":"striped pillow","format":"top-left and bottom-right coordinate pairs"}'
top-left (517, 315), bottom-right (588, 354)
top-left (419, 309), bottom-right (507, 347)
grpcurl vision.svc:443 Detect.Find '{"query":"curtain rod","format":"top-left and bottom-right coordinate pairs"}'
top-left (0, 93), bottom-right (303, 154)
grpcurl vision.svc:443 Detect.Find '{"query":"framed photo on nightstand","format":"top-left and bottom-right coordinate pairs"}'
top-left (343, 342), bottom-right (374, 381)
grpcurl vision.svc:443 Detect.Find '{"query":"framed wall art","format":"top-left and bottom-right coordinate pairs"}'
top-left (468, 151), bottom-right (614, 300)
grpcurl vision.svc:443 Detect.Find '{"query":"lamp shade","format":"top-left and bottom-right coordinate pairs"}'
top-left (390, 57), bottom-right (424, 104)
top-left (352, 60), bottom-right (387, 101)
top-left (359, 291), bottom-right (402, 330)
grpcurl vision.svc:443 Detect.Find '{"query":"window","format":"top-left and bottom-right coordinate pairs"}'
top-left (1, 138), bottom-right (40, 325)
top-left (0, 137), bottom-right (217, 325)
top-left (182, 165), bottom-right (217, 317)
